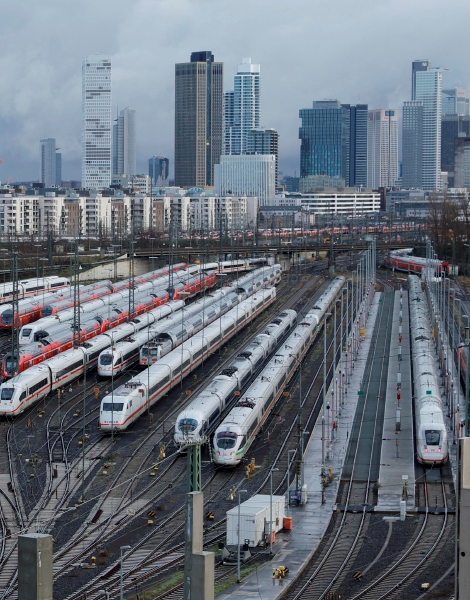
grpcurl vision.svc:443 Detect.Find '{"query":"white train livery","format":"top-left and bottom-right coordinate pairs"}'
top-left (213, 276), bottom-right (346, 466)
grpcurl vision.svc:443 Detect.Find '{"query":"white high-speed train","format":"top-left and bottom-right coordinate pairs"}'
top-left (0, 301), bottom-right (185, 416)
top-left (408, 275), bottom-right (448, 465)
top-left (139, 264), bottom-right (282, 366)
top-left (0, 276), bottom-right (70, 303)
top-left (213, 276), bottom-right (346, 466)
top-left (98, 289), bottom-right (240, 376)
top-left (98, 264), bottom-right (282, 376)
top-left (174, 309), bottom-right (297, 447)
top-left (99, 287), bottom-right (277, 431)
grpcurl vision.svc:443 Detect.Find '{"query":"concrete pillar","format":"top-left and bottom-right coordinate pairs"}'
top-left (183, 491), bottom-right (214, 600)
top-left (456, 438), bottom-right (470, 599)
top-left (18, 534), bottom-right (53, 600)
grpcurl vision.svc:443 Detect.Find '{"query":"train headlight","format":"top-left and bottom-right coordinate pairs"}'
top-left (231, 452), bottom-right (235, 456)
top-left (217, 451), bottom-right (220, 456)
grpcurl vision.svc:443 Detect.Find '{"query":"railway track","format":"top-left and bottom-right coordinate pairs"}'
top-left (279, 287), bottom-right (394, 600)
top-left (0, 274), bottom-right (319, 598)
top-left (97, 275), bottom-right (366, 600)
top-left (49, 275), bottom-right (326, 598)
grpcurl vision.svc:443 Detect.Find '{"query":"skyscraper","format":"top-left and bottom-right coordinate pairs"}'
top-left (224, 58), bottom-right (261, 156)
top-left (113, 108), bottom-right (136, 177)
top-left (442, 88), bottom-right (470, 116)
top-left (149, 156), bottom-right (170, 186)
top-left (246, 128), bottom-right (279, 186)
top-left (56, 152), bottom-right (62, 186)
top-left (402, 101), bottom-right (423, 188)
top-left (367, 109), bottom-right (398, 188)
top-left (82, 55), bottom-right (112, 189)
top-left (174, 51), bottom-right (223, 188)
top-left (40, 138), bottom-right (60, 187)
top-left (299, 100), bottom-right (367, 186)
top-left (415, 67), bottom-right (443, 191)
top-left (412, 60), bottom-right (432, 101)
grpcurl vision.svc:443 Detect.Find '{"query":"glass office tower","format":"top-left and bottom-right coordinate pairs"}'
top-left (299, 100), bottom-right (367, 186)
top-left (81, 56), bottom-right (112, 189)
top-left (174, 51), bottom-right (223, 188)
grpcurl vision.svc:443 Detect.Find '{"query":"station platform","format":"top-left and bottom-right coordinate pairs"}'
top-left (217, 292), bottom-right (381, 600)
top-left (377, 290), bottom-right (415, 511)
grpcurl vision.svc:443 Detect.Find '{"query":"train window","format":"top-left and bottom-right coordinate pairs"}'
top-left (179, 418), bottom-right (198, 434)
top-left (21, 329), bottom-right (32, 337)
top-left (20, 392), bottom-right (26, 401)
top-left (224, 324), bottom-right (234, 334)
top-left (87, 350), bottom-right (102, 362)
top-left (209, 408), bottom-right (220, 423)
top-left (114, 357), bottom-right (122, 366)
top-left (102, 402), bottom-right (124, 412)
top-left (247, 420), bottom-right (258, 437)
top-left (425, 430), bottom-right (440, 445)
top-left (193, 349), bottom-right (203, 360)
top-left (211, 334), bottom-right (221, 346)
top-left (124, 351), bottom-right (137, 362)
top-left (173, 365), bottom-right (182, 375)
top-left (216, 431), bottom-right (238, 449)
top-left (30, 379), bottom-right (47, 394)
top-left (51, 282), bottom-right (66, 288)
top-left (182, 358), bottom-right (191, 370)
top-left (56, 359), bottom-right (83, 379)
top-left (1, 388), bottom-right (14, 400)
top-left (100, 354), bottom-right (113, 365)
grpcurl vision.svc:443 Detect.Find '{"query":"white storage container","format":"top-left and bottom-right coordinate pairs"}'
top-left (226, 494), bottom-right (285, 547)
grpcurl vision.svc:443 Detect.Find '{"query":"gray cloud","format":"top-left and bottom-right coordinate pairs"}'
top-left (0, 0), bottom-right (468, 182)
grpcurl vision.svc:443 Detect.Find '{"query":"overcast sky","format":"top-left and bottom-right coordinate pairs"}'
top-left (1, 0), bottom-right (468, 183)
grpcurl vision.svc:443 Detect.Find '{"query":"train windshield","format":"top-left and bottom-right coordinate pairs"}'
top-left (4, 355), bottom-right (17, 371)
top-left (178, 418), bottom-right (198, 434)
top-left (21, 329), bottom-right (32, 337)
top-left (216, 431), bottom-right (238, 449)
top-left (100, 354), bottom-right (113, 365)
top-left (1, 388), bottom-right (14, 400)
top-left (102, 402), bottom-right (124, 412)
top-left (425, 430), bottom-right (440, 445)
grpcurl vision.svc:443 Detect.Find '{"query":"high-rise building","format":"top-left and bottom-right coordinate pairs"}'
top-left (412, 60), bottom-right (432, 101)
top-left (344, 103), bottom-right (368, 187)
top-left (402, 101), bottom-right (424, 188)
top-left (149, 156), bottom-right (170, 186)
top-left (40, 138), bottom-right (60, 187)
top-left (415, 67), bottom-right (443, 191)
top-left (113, 108), bottom-right (136, 177)
top-left (453, 137), bottom-right (470, 188)
top-left (367, 109), bottom-right (399, 188)
top-left (174, 51), bottom-right (223, 188)
top-left (81, 55), bottom-right (112, 189)
top-left (246, 128), bottom-right (279, 186)
top-left (299, 100), bottom-right (367, 187)
top-left (55, 153), bottom-right (62, 186)
top-left (442, 88), bottom-right (470, 116)
top-left (214, 154), bottom-right (276, 206)
top-left (224, 58), bottom-right (261, 156)
top-left (441, 115), bottom-right (470, 185)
